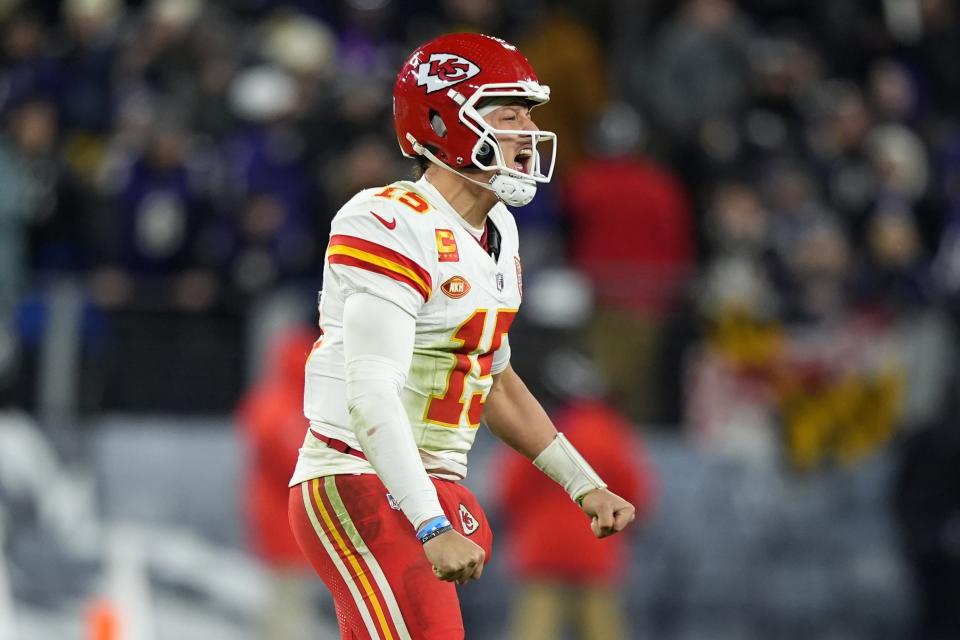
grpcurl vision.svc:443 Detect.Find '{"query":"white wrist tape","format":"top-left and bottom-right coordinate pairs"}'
top-left (533, 433), bottom-right (607, 503)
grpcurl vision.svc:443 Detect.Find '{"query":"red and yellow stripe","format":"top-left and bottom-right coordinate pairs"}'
top-left (328, 234), bottom-right (432, 302)
top-left (307, 478), bottom-right (408, 640)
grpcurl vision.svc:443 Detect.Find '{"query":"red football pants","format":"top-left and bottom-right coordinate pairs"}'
top-left (289, 474), bottom-right (493, 640)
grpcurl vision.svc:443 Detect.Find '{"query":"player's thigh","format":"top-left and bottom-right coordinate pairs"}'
top-left (329, 474), bottom-right (467, 639)
top-left (289, 480), bottom-right (376, 639)
top-left (294, 474), bottom-right (466, 639)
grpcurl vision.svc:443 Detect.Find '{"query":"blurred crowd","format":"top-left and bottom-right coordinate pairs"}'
top-left (0, 0), bottom-right (958, 430)
top-left (2, 0), bottom-right (960, 637)
top-left (2, 0), bottom-right (960, 498)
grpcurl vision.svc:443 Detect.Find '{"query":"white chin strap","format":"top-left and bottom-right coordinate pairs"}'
top-left (413, 141), bottom-right (538, 207)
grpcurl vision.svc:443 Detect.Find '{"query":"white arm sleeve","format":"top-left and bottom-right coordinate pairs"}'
top-left (342, 291), bottom-right (445, 530)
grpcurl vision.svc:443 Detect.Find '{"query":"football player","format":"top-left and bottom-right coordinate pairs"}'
top-left (288, 32), bottom-right (636, 639)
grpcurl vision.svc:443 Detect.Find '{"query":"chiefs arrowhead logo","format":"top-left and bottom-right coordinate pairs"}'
top-left (458, 503), bottom-right (479, 535)
top-left (441, 275), bottom-right (470, 299)
top-left (416, 53), bottom-right (480, 93)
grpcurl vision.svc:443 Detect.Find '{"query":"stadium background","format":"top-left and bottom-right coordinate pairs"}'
top-left (2, 0), bottom-right (960, 638)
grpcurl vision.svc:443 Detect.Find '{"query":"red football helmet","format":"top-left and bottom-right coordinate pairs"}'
top-left (393, 32), bottom-right (557, 206)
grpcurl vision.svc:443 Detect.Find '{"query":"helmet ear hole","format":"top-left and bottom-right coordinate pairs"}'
top-left (476, 141), bottom-right (494, 165)
top-left (429, 110), bottom-right (447, 137)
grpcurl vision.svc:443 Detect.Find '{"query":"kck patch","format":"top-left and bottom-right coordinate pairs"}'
top-left (441, 275), bottom-right (471, 299)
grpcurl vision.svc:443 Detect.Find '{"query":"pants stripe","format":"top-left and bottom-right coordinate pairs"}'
top-left (311, 478), bottom-right (398, 640)
top-left (323, 476), bottom-right (413, 640)
top-left (301, 481), bottom-right (381, 640)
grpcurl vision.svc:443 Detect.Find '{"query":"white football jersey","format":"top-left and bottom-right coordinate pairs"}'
top-left (290, 177), bottom-right (523, 485)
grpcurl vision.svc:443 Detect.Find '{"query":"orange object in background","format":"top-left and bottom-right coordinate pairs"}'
top-left (86, 599), bottom-right (119, 640)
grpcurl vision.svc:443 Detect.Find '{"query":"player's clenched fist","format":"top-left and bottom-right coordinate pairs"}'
top-left (579, 488), bottom-right (636, 538)
top-left (423, 530), bottom-right (486, 584)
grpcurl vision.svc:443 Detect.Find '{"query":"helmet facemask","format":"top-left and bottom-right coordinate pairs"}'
top-left (459, 82), bottom-right (557, 206)
top-left (408, 81), bottom-right (557, 207)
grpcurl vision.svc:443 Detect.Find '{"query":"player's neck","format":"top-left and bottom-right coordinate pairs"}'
top-left (423, 167), bottom-right (498, 228)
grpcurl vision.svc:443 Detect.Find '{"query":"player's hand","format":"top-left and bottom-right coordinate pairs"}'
top-left (579, 488), bottom-right (636, 538)
top-left (422, 529), bottom-right (486, 585)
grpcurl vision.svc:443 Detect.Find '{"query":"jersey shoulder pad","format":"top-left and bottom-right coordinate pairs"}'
top-left (342, 182), bottom-right (438, 219)
top-left (327, 185), bottom-right (438, 308)
top-left (333, 182), bottom-right (439, 237)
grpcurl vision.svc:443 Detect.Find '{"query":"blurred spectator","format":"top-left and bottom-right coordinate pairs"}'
top-left (0, 11), bottom-right (59, 112)
top-left (96, 123), bottom-right (219, 309)
top-left (868, 59), bottom-right (921, 126)
top-left (0, 100), bottom-right (38, 319)
top-left (0, 123), bottom-right (26, 396)
top-left (781, 218), bottom-right (851, 323)
top-left (117, 0), bottom-right (203, 100)
top-left (687, 179), bottom-right (783, 462)
top-left (11, 97), bottom-right (89, 275)
top-left (565, 102), bottom-right (695, 424)
top-left (261, 9), bottom-right (337, 82)
top-left (917, 0), bottom-right (960, 115)
top-left (867, 123), bottom-right (930, 204)
top-left (856, 209), bottom-right (931, 312)
top-left (186, 12), bottom-right (240, 140)
top-left (442, 0), bottom-right (503, 35)
top-left (496, 349), bottom-right (656, 640)
top-left (713, 29), bottom-right (822, 175)
top-left (518, 5), bottom-right (608, 178)
top-left (813, 83), bottom-right (877, 232)
top-left (699, 179), bottom-right (778, 308)
top-left (236, 326), bottom-right (317, 640)
top-left (218, 65), bottom-right (320, 296)
top-left (324, 134), bottom-right (399, 206)
top-left (648, 0), bottom-right (750, 143)
top-left (329, 2), bottom-right (399, 84)
top-left (57, 0), bottom-right (122, 136)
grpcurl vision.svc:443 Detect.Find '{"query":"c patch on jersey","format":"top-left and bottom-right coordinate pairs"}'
top-left (440, 275), bottom-right (471, 299)
top-left (435, 229), bottom-right (460, 262)
top-left (459, 503), bottom-right (479, 535)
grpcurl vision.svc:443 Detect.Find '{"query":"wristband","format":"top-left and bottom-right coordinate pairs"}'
top-left (416, 516), bottom-right (452, 544)
top-left (533, 433), bottom-right (607, 504)
top-left (418, 524), bottom-right (453, 544)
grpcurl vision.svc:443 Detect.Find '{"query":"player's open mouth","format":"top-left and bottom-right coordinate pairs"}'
top-left (514, 147), bottom-right (532, 173)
